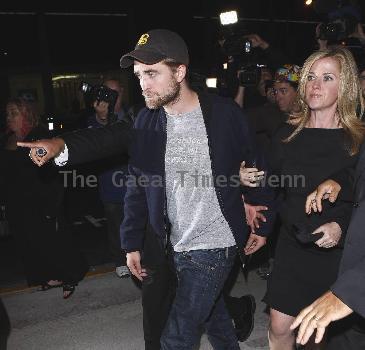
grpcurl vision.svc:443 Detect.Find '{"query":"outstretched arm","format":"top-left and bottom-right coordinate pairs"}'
top-left (18, 121), bottom-right (132, 167)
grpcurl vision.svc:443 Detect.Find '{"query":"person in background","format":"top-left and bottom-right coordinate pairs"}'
top-left (87, 77), bottom-right (130, 278)
top-left (273, 64), bottom-right (300, 114)
top-left (0, 97), bottom-right (88, 299)
top-left (240, 65), bottom-right (300, 281)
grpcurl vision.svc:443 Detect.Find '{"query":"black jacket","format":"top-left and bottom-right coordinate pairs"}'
top-left (331, 143), bottom-right (365, 318)
top-left (120, 92), bottom-right (276, 253)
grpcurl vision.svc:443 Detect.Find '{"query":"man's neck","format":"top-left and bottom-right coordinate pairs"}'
top-left (164, 87), bottom-right (199, 116)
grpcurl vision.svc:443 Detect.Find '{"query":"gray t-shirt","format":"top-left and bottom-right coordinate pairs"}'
top-left (165, 106), bottom-right (236, 252)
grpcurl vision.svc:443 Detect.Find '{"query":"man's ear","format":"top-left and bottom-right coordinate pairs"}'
top-left (175, 65), bottom-right (187, 83)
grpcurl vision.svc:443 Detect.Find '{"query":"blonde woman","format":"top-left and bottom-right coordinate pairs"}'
top-left (261, 47), bottom-right (365, 349)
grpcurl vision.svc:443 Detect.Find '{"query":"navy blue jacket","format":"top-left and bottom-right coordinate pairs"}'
top-left (121, 92), bottom-right (275, 253)
top-left (87, 112), bottom-right (128, 203)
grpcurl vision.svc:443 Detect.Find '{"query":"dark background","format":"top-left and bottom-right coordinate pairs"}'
top-left (1, 1), bottom-right (364, 68)
top-left (0, 0), bottom-right (363, 116)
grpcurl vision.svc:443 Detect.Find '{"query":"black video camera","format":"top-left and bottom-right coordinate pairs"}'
top-left (239, 64), bottom-right (262, 87)
top-left (318, 12), bottom-right (358, 42)
top-left (318, 18), bottom-right (348, 41)
top-left (80, 82), bottom-right (118, 119)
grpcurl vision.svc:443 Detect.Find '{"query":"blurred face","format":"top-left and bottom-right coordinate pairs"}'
top-left (6, 103), bottom-right (25, 133)
top-left (359, 70), bottom-right (365, 98)
top-left (266, 86), bottom-right (276, 104)
top-left (258, 69), bottom-right (273, 96)
top-left (274, 81), bottom-right (297, 113)
top-left (134, 61), bottom-right (181, 109)
top-left (305, 57), bottom-right (340, 113)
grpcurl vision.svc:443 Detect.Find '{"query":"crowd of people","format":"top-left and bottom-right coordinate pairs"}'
top-left (1, 14), bottom-right (365, 350)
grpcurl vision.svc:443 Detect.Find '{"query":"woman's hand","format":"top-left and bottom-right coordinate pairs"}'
top-left (240, 161), bottom-right (265, 187)
top-left (312, 222), bottom-right (342, 249)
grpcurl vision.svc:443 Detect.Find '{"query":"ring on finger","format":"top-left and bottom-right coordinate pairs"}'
top-left (312, 315), bottom-right (321, 322)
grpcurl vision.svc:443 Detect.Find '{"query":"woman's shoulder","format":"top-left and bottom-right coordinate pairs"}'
top-left (272, 122), bottom-right (295, 140)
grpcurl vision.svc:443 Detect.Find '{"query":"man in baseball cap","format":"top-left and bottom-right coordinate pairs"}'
top-left (119, 28), bottom-right (274, 350)
top-left (20, 28), bottom-right (274, 350)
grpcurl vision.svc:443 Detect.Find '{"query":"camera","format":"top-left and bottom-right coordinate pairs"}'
top-left (318, 18), bottom-right (348, 41)
top-left (223, 36), bottom-right (259, 87)
top-left (318, 9), bottom-right (358, 42)
top-left (239, 64), bottom-right (262, 87)
top-left (80, 82), bottom-right (118, 118)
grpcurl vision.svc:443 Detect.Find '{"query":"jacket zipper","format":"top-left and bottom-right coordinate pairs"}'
top-left (161, 111), bottom-right (169, 252)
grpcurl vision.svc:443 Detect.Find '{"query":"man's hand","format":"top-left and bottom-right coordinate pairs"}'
top-left (240, 161), bottom-right (265, 187)
top-left (312, 222), bottom-right (342, 249)
top-left (244, 202), bottom-right (268, 233)
top-left (290, 291), bottom-right (353, 345)
top-left (126, 251), bottom-right (147, 281)
top-left (244, 34), bottom-right (269, 50)
top-left (305, 179), bottom-right (341, 214)
top-left (17, 137), bottom-right (65, 167)
top-left (349, 23), bottom-right (365, 42)
top-left (244, 233), bottom-right (266, 255)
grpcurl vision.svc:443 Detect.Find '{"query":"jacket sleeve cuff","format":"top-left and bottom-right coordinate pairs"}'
top-left (331, 267), bottom-right (365, 319)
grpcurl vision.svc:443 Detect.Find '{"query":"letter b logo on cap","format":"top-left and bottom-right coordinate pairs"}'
top-left (137, 34), bottom-right (149, 46)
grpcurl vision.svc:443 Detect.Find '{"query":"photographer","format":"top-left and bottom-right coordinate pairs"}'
top-left (234, 67), bottom-right (273, 109)
top-left (315, 3), bottom-right (365, 63)
top-left (230, 33), bottom-right (290, 109)
top-left (86, 77), bottom-right (130, 278)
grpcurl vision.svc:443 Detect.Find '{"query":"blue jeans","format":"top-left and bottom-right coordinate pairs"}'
top-left (161, 246), bottom-right (240, 350)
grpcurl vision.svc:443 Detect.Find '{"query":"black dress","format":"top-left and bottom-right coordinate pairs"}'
top-left (0, 126), bottom-right (88, 286)
top-left (265, 124), bottom-right (357, 316)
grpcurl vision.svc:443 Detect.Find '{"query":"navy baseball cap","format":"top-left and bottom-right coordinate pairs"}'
top-left (120, 29), bottom-right (189, 68)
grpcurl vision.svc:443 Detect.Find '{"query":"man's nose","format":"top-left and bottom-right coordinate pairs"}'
top-left (140, 77), bottom-right (150, 90)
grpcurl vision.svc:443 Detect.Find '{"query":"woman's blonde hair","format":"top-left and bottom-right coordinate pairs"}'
top-left (286, 47), bottom-right (365, 155)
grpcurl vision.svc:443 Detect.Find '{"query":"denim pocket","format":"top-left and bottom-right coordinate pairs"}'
top-left (180, 249), bottom-right (226, 273)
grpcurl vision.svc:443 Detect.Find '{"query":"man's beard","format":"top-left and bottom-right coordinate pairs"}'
top-left (143, 78), bottom-right (181, 109)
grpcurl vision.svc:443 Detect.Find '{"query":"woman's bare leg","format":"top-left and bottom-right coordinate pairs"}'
top-left (269, 308), bottom-right (296, 350)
